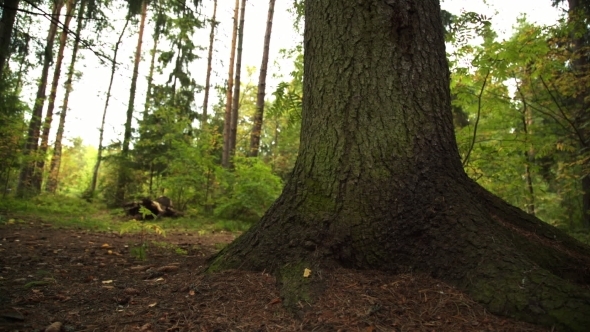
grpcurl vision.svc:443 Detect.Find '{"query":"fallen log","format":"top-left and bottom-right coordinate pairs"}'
top-left (123, 196), bottom-right (183, 219)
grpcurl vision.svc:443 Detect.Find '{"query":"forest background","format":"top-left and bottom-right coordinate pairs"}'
top-left (1, 0), bottom-right (589, 244)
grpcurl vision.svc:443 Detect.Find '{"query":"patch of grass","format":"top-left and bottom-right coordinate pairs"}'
top-left (214, 242), bottom-right (228, 250)
top-left (211, 219), bottom-right (253, 233)
top-left (151, 241), bottom-right (188, 255)
top-left (130, 244), bottom-right (148, 261)
top-left (23, 280), bottom-right (52, 289)
top-left (0, 195), bottom-right (115, 231)
top-left (0, 195), bottom-right (252, 237)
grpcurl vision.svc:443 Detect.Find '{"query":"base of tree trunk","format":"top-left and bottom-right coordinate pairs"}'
top-left (209, 176), bottom-right (590, 331)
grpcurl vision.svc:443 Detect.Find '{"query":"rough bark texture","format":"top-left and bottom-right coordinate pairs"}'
top-left (47, 0), bottom-right (87, 194)
top-left (88, 18), bottom-right (129, 197)
top-left (564, 0), bottom-right (590, 228)
top-left (221, 0), bottom-right (239, 168)
top-left (34, 0), bottom-right (76, 192)
top-left (248, 0), bottom-right (275, 157)
top-left (202, 0), bottom-right (217, 124)
top-left (16, 0), bottom-right (64, 197)
top-left (228, 0), bottom-right (247, 162)
top-left (0, 0), bottom-right (19, 80)
top-left (117, 0), bottom-right (148, 202)
top-left (209, 1), bottom-right (590, 331)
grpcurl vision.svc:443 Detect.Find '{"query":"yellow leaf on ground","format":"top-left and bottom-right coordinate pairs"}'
top-left (303, 268), bottom-right (312, 278)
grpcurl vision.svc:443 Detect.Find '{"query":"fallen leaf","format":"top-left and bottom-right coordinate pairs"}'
top-left (268, 298), bottom-right (281, 305)
top-left (140, 323), bottom-right (152, 331)
top-left (130, 265), bottom-right (152, 271)
top-left (148, 302), bottom-right (157, 307)
top-left (303, 268), bottom-right (312, 278)
top-left (157, 265), bottom-right (179, 273)
top-left (44, 321), bottom-right (62, 332)
top-left (124, 288), bottom-right (140, 295)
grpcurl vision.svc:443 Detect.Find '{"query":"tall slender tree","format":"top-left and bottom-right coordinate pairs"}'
top-left (16, 0), bottom-right (65, 197)
top-left (116, 0), bottom-right (148, 202)
top-left (34, 0), bottom-right (77, 191)
top-left (0, 0), bottom-right (20, 80)
top-left (209, 1), bottom-right (590, 330)
top-left (249, 0), bottom-right (275, 157)
top-left (143, 3), bottom-right (165, 120)
top-left (228, 0), bottom-right (247, 161)
top-left (202, 0), bottom-right (217, 123)
top-left (221, 0), bottom-right (240, 168)
top-left (88, 17), bottom-right (130, 198)
top-left (46, 0), bottom-right (88, 194)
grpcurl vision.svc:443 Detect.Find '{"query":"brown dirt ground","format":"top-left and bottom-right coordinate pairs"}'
top-left (0, 221), bottom-right (552, 332)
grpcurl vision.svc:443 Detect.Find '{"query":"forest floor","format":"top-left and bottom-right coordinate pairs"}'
top-left (0, 219), bottom-right (552, 332)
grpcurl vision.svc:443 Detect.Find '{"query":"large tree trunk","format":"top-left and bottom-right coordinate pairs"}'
top-left (248, 0), bottom-right (275, 157)
top-left (565, 0), bottom-right (590, 228)
top-left (228, 0), bottom-right (247, 162)
top-left (88, 18), bottom-right (130, 198)
top-left (117, 0), bottom-right (148, 202)
top-left (46, 0), bottom-right (87, 194)
top-left (221, 0), bottom-right (239, 168)
top-left (0, 0), bottom-right (20, 80)
top-left (34, 0), bottom-right (76, 192)
top-left (201, 0), bottom-right (217, 124)
top-left (16, 0), bottom-right (64, 197)
top-left (209, 1), bottom-right (590, 331)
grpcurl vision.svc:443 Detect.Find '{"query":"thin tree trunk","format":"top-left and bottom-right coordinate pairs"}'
top-left (34, 0), bottom-right (76, 192)
top-left (16, 0), bottom-right (64, 197)
top-left (517, 84), bottom-right (536, 215)
top-left (249, 0), bottom-right (275, 157)
top-left (46, 0), bottom-right (87, 194)
top-left (228, 0), bottom-right (247, 162)
top-left (202, 0), bottom-right (217, 124)
top-left (117, 0), bottom-right (148, 202)
top-left (143, 20), bottom-right (160, 120)
top-left (221, 0), bottom-right (240, 168)
top-left (201, 0), bottom-right (217, 126)
top-left (210, 1), bottom-right (590, 330)
top-left (523, 107), bottom-right (536, 215)
top-left (0, 0), bottom-right (20, 81)
top-left (88, 17), bottom-right (130, 198)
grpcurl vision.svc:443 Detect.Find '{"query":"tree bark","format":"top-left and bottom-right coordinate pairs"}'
top-left (209, 1), bottom-right (590, 330)
top-left (248, 0), bottom-right (275, 157)
top-left (221, 0), bottom-right (239, 168)
top-left (0, 0), bottom-right (20, 81)
top-left (34, 0), bottom-right (76, 192)
top-left (117, 0), bottom-right (148, 202)
top-left (46, 0), bottom-right (87, 194)
top-left (567, 0), bottom-right (590, 229)
top-left (202, 0), bottom-right (217, 124)
top-left (228, 0), bottom-right (247, 162)
top-left (143, 9), bottom-right (162, 121)
top-left (16, 0), bottom-right (64, 197)
top-left (88, 18), bottom-right (130, 198)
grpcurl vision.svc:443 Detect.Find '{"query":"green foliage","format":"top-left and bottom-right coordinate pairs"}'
top-left (214, 157), bottom-right (282, 221)
top-left (0, 77), bottom-right (28, 192)
top-left (449, 14), bottom-right (590, 230)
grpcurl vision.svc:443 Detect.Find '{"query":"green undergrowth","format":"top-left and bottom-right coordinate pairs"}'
top-left (0, 194), bottom-right (253, 235)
